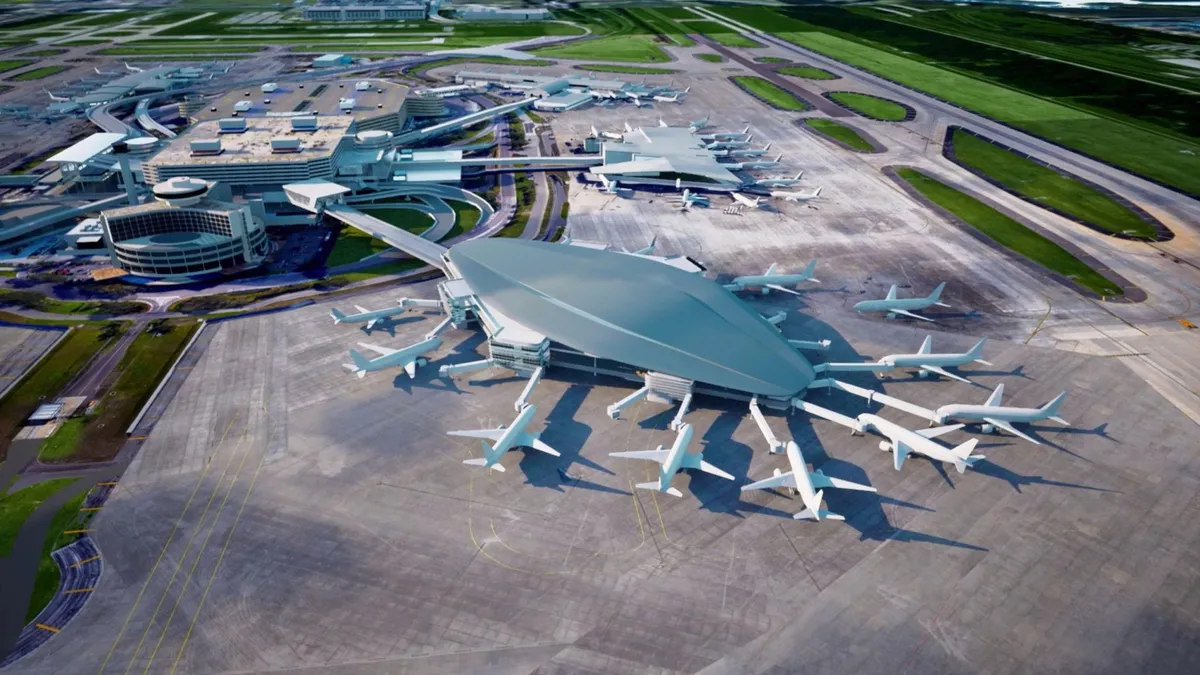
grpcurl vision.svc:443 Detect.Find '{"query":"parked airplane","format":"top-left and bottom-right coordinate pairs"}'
top-left (94, 67), bottom-right (118, 76)
top-left (623, 120), bottom-right (634, 133)
top-left (853, 282), bottom-right (948, 322)
top-left (449, 403), bottom-right (560, 472)
top-left (728, 143), bottom-right (773, 157)
top-left (856, 414), bottom-right (984, 473)
top-left (876, 336), bottom-right (990, 383)
top-left (932, 384), bottom-right (1068, 444)
top-left (689, 116), bottom-right (711, 131)
top-left (629, 94), bottom-right (651, 108)
top-left (124, 62), bottom-right (144, 73)
top-left (754, 172), bottom-right (804, 187)
top-left (590, 124), bottom-right (622, 141)
top-left (737, 153), bottom-right (784, 169)
top-left (598, 175), bottom-right (621, 194)
top-left (43, 88), bottom-right (70, 103)
top-left (742, 441), bottom-right (876, 520)
top-left (610, 423), bottom-right (733, 496)
top-left (658, 117), bottom-right (669, 127)
top-left (731, 192), bottom-right (766, 209)
top-left (330, 298), bottom-right (440, 332)
top-left (705, 138), bottom-right (752, 150)
top-left (672, 189), bottom-right (709, 211)
top-left (344, 337), bottom-right (442, 379)
top-left (770, 186), bottom-right (823, 202)
top-left (653, 88), bottom-right (689, 103)
top-left (725, 260), bottom-right (819, 295)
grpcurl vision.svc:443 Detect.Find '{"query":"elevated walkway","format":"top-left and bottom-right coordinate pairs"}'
top-left (395, 97), bottom-right (534, 145)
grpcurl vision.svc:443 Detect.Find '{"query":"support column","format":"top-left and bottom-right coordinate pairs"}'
top-left (669, 393), bottom-right (693, 432)
top-left (607, 386), bottom-right (648, 420)
top-left (514, 365), bottom-right (544, 412)
top-left (749, 396), bottom-right (784, 453)
top-left (439, 358), bottom-right (493, 378)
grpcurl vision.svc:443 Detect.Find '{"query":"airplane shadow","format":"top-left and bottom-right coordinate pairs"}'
top-left (637, 406), bottom-right (677, 432)
top-left (358, 315), bottom-right (419, 338)
top-left (390, 358), bottom-right (464, 395)
top-left (517, 450), bottom-right (629, 496)
top-left (687, 409), bottom-right (758, 518)
top-left (544, 383), bottom-right (613, 478)
top-left (972, 458), bottom-right (1116, 495)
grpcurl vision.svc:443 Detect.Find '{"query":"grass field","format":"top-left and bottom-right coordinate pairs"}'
top-left (0, 478), bottom-right (77, 557)
top-left (897, 168), bottom-right (1122, 297)
top-left (445, 200), bottom-right (481, 239)
top-left (0, 324), bottom-right (116, 461)
top-left (755, 56), bottom-right (789, 64)
top-left (624, 7), bottom-right (695, 47)
top-left (97, 44), bottom-right (264, 55)
top-left (532, 35), bottom-right (670, 63)
top-left (731, 75), bottom-right (810, 111)
top-left (829, 91), bottom-right (908, 120)
top-left (18, 49), bottom-right (65, 57)
top-left (717, 6), bottom-right (1200, 196)
top-left (25, 487), bottom-right (91, 622)
top-left (777, 65), bottom-right (837, 80)
top-left (43, 319), bottom-right (198, 463)
top-left (8, 65), bottom-right (68, 81)
top-left (951, 130), bottom-right (1157, 239)
top-left (0, 289), bottom-right (145, 316)
top-left (804, 119), bottom-right (875, 152)
top-left (574, 63), bottom-right (678, 74)
top-left (326, 207), bottom-right (432, 266)
top-left (695, 53), bottom-right (724, 63)
top-left (0, 59), bottom-right (32, 73)
top-left (686, 20), bottom-right (763, 48)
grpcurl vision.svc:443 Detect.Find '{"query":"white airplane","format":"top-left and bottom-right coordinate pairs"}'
top-left (629, 94), bottom-right (651, 108)
top-left (741, 441), bottom-right (876, 521)
top-left (853, 282), bottom-right (948, 322)
top-left (124, 62), bottom-right (144, 73)
top-left (610, 423), bottom-right (733, 497)
top-left (673, 189), bottom-right (709, 211)
top-left (689, 116), bottom-right (711, 131)
top-left (700, 125), bottom-right (751, 141)
top-left (770, 186), bottom-right (823, 202)
top-left (737, 153), bottom-right (784, 169)
top-left (598, 175), bottom-right (621, 194)
top-left (344, 337), bottom-right (442, 379)
top-left (725, 260), bottom-right (819, 295)
top-left (590, 124), bottom-right (622, 141)
top-left (877, 336), bottom-right (990, 383)
top-left (754, 172), bottom-right (804, 187)
top-left (449, 403), bottom-right (560, 472)
top-left (329, 298), bottom-right (439, 332)
top-left (94, 67), bottom-right (118, 76)
top-left (731, 192), bottom-right (766, 209)
top-left (932, 384), bottom-right (1068, 445)
top-left (728, 144), bottom-right (773, 158)
top-left (658, 117), bottom-right (669, 127)
top-left (856, 414), bottom-right (984, 474)
top-left (652, 87), bottom-right (688, 104)
top-left (705, 137), bottom-right (752, 150)
top-left (43, 88), bottom-right (70, 103)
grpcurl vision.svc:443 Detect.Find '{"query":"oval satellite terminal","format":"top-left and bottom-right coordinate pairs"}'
top-left (448, 239), bottom-right (816, 397)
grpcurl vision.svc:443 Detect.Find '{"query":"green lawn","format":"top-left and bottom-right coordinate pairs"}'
top-left (0, 478), bottom-right (77, 557)
top-left (25, 488), bottom-right (91, 622)
top-left (0, 324), bottom-right (116, 461)
top-left (755, 56), bottom-right (789, 64)
top-left (574, 63), bottom-right (678, 75)
top-left (18, 49), bottom-right (65, 57)
top-left (731, 75), bottom-right (810, 111)
top-left (829, 91), bottom-right (908, 120)
top-left (804, 119), bottom-right (875, 152)
top-left (897, 168), bottom-right (1122, 297)
top-left (328, 259), bottom-right (425, 284)
top-left (326, 229), bottom-right (391, 267)
top-left (533, 35), bottom-right (670, 63)
top-left (97, 44), bottom-right (263, 55)
top-left (695, 53), bottom-right (724, 63)
top-left (36, 416), bottom-right (86, 462)
top-left (624, 7), bottom-right (695, 47)
top-left (0, 59), bottom-right (32, 73)
top-left (778, 65), bottom-right (837, 80)
top-left (0, 289), bottom-right (146, 315)
top-left (9, 65), bottom-right (69, 81)
top-left (445, 200), bottom-right (481, 239)
top-left (716, 6), bottom-right (1200, 196)
top-left (951, 130), bottom-right (1157, 239)
top-left (687, 20), bottom-right (763, 48)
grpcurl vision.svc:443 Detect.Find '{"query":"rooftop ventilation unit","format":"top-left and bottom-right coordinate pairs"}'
top-left (355, 80), bottom-right (371, 91)
top-left (190, 139), bottom-right (223, 156)
top-left (338, 97), bottom-right (355, 111)
top-left (271, 137), bottom-right (302, 154)
top-left (218, 117), bottom-right (247, 133)
top-left (233, 100), bottom-right (253, 113)
top-left (261, 82), bottom-right (278, 93)
top-left (291, 116), bottom-right (318, 131)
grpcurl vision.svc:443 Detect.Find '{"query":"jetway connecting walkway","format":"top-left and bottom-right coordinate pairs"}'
top-left (323, 204), bottom-right (449, 273)
top-left (802, 378), bottom-right (938, 424)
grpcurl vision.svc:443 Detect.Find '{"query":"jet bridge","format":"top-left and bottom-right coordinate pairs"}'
top-left (806, 378), bottom-right (938, 423)
top-left (394, 96), bottom-right (535, 145)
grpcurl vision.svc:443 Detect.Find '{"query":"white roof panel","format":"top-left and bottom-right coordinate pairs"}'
top-left (48, 133), bottom-right (126, 165)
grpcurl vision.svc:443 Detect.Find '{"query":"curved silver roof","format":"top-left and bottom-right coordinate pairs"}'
top-left (449, 239), bottom-right (816, 397)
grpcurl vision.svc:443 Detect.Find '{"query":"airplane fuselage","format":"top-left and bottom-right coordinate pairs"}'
top-left (355, 337), bottom-right (442, 374)
top-left (732, 274), bottom-right (810, 289)
top-left (487, 403), bottom-right (538, 462)
top-left (854, 297), bottom-right (938, 313)
top-left (934, 404), bottom-right (1051, 425)
top-left (654, 423), bottom-right (694, 490)
top-left (784, 442), bottom-right (822, 514)
top-left (883, 351), bottom-right (977, 368)
top-left (856, 414), bottom-right (959, 465)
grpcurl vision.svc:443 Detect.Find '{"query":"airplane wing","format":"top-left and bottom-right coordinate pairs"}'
top-left (983, 417), bottom-right (1041, 445)
top-left (529, 438), bottom-right (561, 457)
top-left (365, 318), bottom-right (379, 331)
top-left (698, 460), bottom-right (734, 480)
top-left (404, 359), bottom-right (418, 379)
top-left (917, 424), bottom-right (964, 439)
top-left (765, 284), bottom-right (802, 296)
top-left (889, 308), bottom-right (935, 322)
top-left (741, 471), bottom-right (797, 492)
top-left (893, 441), bottom-right (910, 471)
top-left (448, 429), bottom-right (506, 441)
top-left (810, 470), bottom-right (876, 492)
top-left (610, 449), bottom-right (671, 463)
top-left (354, 305), bottom-right (371, 314)
top-left (919, 364), bottom-right (971, 384)
top-left (358, 342), bottom-right (396, 356)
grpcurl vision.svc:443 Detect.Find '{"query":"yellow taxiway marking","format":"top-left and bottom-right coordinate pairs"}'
top-left (95, 412), bottom-right (243, 675)
top-left (65, 588), bottom-right (94, 594)
top-left (1181, 319), bottom-right (1196, 329)
top-left (80, 507), bottom-right (103, 512)
top-left (70, 555), bottom-right (101, 568)
top-left (36, 624), bottom-right (60, 633)
top-left (98, 481), bottom-right (119, 486)
top-left (63, 529), bottom-right (90, 535)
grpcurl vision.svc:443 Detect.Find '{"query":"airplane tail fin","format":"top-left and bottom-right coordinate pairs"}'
top-left (918, 335), bottom-right (933, 355)
top-left (330, 307), bottom-right (346, 323)
top-left (349, 348), bottom-right (373, 372)
top-left (795, 171), bottom-right (804, 180)
top-left (636, 481), bottom-right (682, 497)
top-left (951, 439), bottom-right (984, 474)
top-left (765, 262), bottom-right (777, 277)
top-left (969, 338), bottom-right (991, 365)
top-left (1041, 392), bottom-right (1069, 425)
top-left (802, 258), bottom-right (818, 282)
top-left (795, 508), bottom-right (845, 521)
top-left (929, 282), bottom-right (949, 307)
top-left (886, 284), bottom-right (898, 301)
top-left (984, 383), bottom-right (1004, 407)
